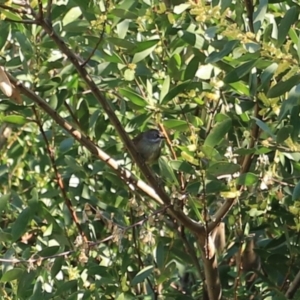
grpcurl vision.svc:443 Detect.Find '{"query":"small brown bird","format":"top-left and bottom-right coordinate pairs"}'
top-left (132, 129), bottom-right (165, 164)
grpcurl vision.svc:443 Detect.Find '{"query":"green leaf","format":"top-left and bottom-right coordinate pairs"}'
top-left (64, 156), bottom-right (85, 173)
top-left (0, 193), bottom-right (10, 212)
top-left (267, 75), bottom-right (300, 98)
top-left (59, 138), bottom-right (75, 153)
top-left (184, 56), bottom-right (200, 80)
top-left (133, 40), bottom-right (160, 53)
top-left (156, 240), bottom-right (165, 270)
top-left (64, 20), bottom-right (90, 33)
top-left (277, 6), bottom-right (298, 47)
top-left (161, 81), bottom-right (191, 104)
top-left (77, 99), bottom-right (89, 133)
top-left (163, 119), bottom-right (189, 131)
top-left (160, 75), bottom-right (170, 101)
top-left (252, 117), bottom-right (275, 139)
top-left (178, 30), bottom-right (204, 49)
top-left (253, 0), bottom-right (268, 34)
top-left (276, 126), bottom-right (292, 143)
top-left (278, 85), bottom-right (300, 122)
top-left (207, 162), bottom-right (240, 177)
top-left (236, 173), bottom-right (259, 186)
top-left (229, 81), bottom-right (250, 96)
top-left (205, 40), bottom-right (239, 64)
top-left (37, 246), bottom-right (60, 258)
top-left (2, 10), bottom-right (22, 21)
top-left (181, 150), bottom-right (199, 165)
top-left (55, 279), bottom-right (77, 295)
top-left (0, 230), bottom-right (12, 242)
top-left (290, 105), bottom-right (300, 142)
top-left (201, 145), bottom-right (223, 161)
top-left (110, 8), bottom-right (138, 20)
top-left (117, 20), bottom-right (130, 39)
top-left (169, 160), bottom-right (195, 174)
top-left (17, 270), bottom-right (37, 298)
top-left (11, 207), bottom-right (33, 241)
top-left (2, 115), bottom-right (27, 125)
top-left (131, 266), bottom-right (154, 285)
top-left (119, 88), bottom-right (147, 107)
top-left (224, 59), bottom-right (259, 83)
top-left (132, 42), bottom-right (158, 63)
top-left (0, 22), bottom-right (10, 51)
top-left (51, 257), bottom-right (64, 278)
top-left (158, 157), bottom-right (179, 185)
top-left (94, 115), bottom-right (109, 141)
top-left (249, 67), bottom-right (258, 96)
top-left (174, 3), bottom-right (191, 14)
top-left (297, 33), bottom-right (300, 62)
top-left (204, 119), bottom-right (232, 148)
top-left (1, 268), bottom-right (24, 282)
top-left (168, 53), bottom-right (181, 78)
top-left (107, 37), bottom-right (135, 50)
top-left (188, 196), bottom-right (203, 221)
top-left (293, 182), bottom-right (300, 201)
top-left (258, 63), bottom-right (278, 92)
top-left (62, 7), bottom-right (82, 26)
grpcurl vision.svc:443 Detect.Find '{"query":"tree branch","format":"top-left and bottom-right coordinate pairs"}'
top-left (286, 270), bottom-right (300, 299)
top-left (7, 73), bottom-right (202, 234)
top-left (32, 18), bottom-right (202, 234)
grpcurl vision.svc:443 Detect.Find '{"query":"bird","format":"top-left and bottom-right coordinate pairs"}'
top-left (132, 129), bottom-right (165, 164)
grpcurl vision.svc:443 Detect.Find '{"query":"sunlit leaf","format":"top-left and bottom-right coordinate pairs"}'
top-left (163, 119), bottom-right (189, 131)
top-left (62, 7), bottom-right (82, 26)
top-left (2, 115), bottom-right (27, 125)
top-left (119, 88), bottom-right (147, 107)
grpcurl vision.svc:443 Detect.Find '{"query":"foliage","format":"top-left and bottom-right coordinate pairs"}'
top-left (0, 0), bottom-right (300, 299)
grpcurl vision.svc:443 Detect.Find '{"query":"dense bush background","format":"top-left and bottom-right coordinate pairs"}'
top-left (1, 0), bottom-right (300, 299)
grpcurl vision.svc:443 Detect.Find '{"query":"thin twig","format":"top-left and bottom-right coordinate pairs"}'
top-left (179, 227), bottom-right (203, 281)
top-left (32, 106), bottom-right (88, 243)
top-left (281, 233), bottom-right (300, 292)
top-left (130, 208), bottom-right (157, 296)
top-left (241, 101), bottom-right (260, 174)
top-left (81, 14), bottom-right (107, 67)
top-left (244, 0), bottom-right (255, 33)
top-left (63, 100), bottom-right (82, 129)
top-left (37, 0), bottom-right (43, 19)
top-left (0, 4), bottom-right (29, 14)
top-left (46, 0), bottom-right (52, 21)
top-left (4, 18), bottom-right (36, 24)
